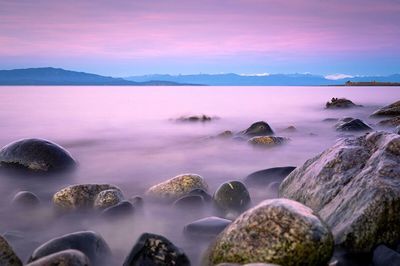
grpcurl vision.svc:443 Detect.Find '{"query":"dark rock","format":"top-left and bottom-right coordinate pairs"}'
top-left (0, 138), bottom-right (76, 172)
top-left (206, 199), bottom-right (334, 266)
top-left (329, 247), bottom-right (371, 266)
top-left (173, 195), bottom-right (205, 209)
top-left (213, 181), bottom-right (251, 218)
top-left (378, 116), bottom-right (400, 127)
top-left (217, 130), bottom-right (233, 138)
top-left (2, 231), bottom-right (24, 242)
top-left (94, 189), bottom-right (124, 209)
top-left (101, 200), bottom-right (134, 219)
top-left (371, 100), bottom-right (400, 116)
top-left (184, 216), bottom-right (231, 238)
top-left (335, 118), bottom-right (372, 131)
top-left (282, 126), bottom-right (296, 132)
top-left (187, 188), bottom-right (212, 202)
top-left (123, 233), bottom-right (190, 266)
top-left (0, 235), bottom-right (22, 266)
top-left (11, 191), bottom-right (40, 208)
top-left (323, 118), bottom-right (339, 122)
top-left (177, 114), bottom-right (214, 122)
top-left (244, 166), bottom-right (296, 186)
top-left (396, 126), bottom-right (400, 134)
top-left (241, 121), bottom-right (274, 137)
top-left (26, 249), bottom-right (90, 266)
top-left (280, 131), bottom-right (400, 252)
top-left (326, 97), bottom-right (359, 109)
top-left (28, 231), bottom-right (111, 265)
top-left (373, 245), bottom-right (400, 266)
top-left (248, 136), bottom-right (288, 146)
top-left (129, 196), bottom-right (144, 210)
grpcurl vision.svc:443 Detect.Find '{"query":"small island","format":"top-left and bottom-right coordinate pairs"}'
top-left (345, 80), bottom-right (400, 86)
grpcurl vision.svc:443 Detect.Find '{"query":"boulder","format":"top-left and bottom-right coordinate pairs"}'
top-left (146, 174), bottom-right (208, 202)
top-left (176, 114), bottom-right (213, 122)
top-left (0, 235), bottom-right (22, 266)
top-left (378, 116), bottom-right (400, 127)
top-left (244, 166), bottom-right (296, 186)
top-left (26, 249), bottom-right (90, 266)
top-left (213, 181), bottom-right (251, 218)
top-left (326, 98), bottom-right (359, 109)
top-left (184, 216), bottom-right (231, 238)
top-left (53, 184), bottom-right (122, 211)
top-left (280, 131), bottom-right (400, 252)
top-left (372, 245), bottom-right (400, 266)
top-left (11, 191), bottom-right (40, 208)
top-left (123, 233), bottom-right (190, 266)
top-left (248, 136), bottom-right (288, 146)
top-left (335, 118), bottom-right (372, 132)
top-left (93, 189), bottom-right (124, 209)
top-left (28, 231), bottom-right (111, 265)
top-left (173, 195), bottom-right (206, 209)
top-left (187, 188), bottom-right (212, 202)
top-left (282, 126), bottom-right (296, 132)
top-left (217, 131), bottom-right (234, 138)
top-left (0, 138), bottom-right (76, 172)
top-left (129, 196), bottom-right (144, 210)
top-left (206, 199), bottom-right (334, 266)
top-left (101, 200), bottom-right (134, 219)
top-left (241, 121), bottom-right (274, 137)
top-left (371, 100), bottom-right (400, 116)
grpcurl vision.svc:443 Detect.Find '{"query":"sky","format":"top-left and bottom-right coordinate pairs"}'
top-left (0, 0), bottom-right (399, 77)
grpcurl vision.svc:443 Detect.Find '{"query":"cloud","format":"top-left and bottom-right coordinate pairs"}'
top-left (325, 74), bottom-right (355, 80)
top-left (239, 73), bottom-right (270, 77)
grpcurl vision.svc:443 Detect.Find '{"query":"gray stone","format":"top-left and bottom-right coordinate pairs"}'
top-left (26, 249), bottom-right (90, 266)
top-left (371, 100), bottom-right (400, 116)
top-left (244, 166), bottom-right (296, 186)
top-left (326, 98), bottom-right (359, 109)
top-left (213, 181), bottom-right (251, 217)
top-left (0, 235), bottom-right (22, 266)
top-left (101, 200), bottom-right (134, 219)
top-left (184, 216), bottom-right (231, 238)
top-left (11, 191), bottom-right (40, 208)
top-left (94, 189), bottom-right (124, 209)
top-left (378, 116), bottom-right (400, 127)
top-left (241, 121), bottom-right (274, 137)
top-left (335, 118), bottom-right (372, 132)
top-left (173, 195), bottom-right (205, 209)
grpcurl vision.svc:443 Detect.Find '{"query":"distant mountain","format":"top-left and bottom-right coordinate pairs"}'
top-left (0, 67), bottom-right (188, 86)
top-left (125, 73), bottom-right (400, 86)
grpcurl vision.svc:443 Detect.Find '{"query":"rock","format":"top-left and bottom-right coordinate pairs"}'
top-left (123, 233), bottom-right (190, 266)
top-left (101, 200), bottom-right (134, 219)
top-left (217, 130), bottom-right (234, 138)
top-left (206, 198), bottom-right (334, 266)
top-left (28, 231), bottom-right (111, 265)
top-left (146, 174), bottom-right (209, 202)
top-left (187, 188), bottom-right (212, 202)
top-left (335, 118), bottom-right (372, 131)
top-left (173, 195), bottom-right (205, 209)
top-left (244, 166), bottom-right (296, 186)
top-left (378, 116), bottom-right (400, 127)
top-left (371, 100), bottom-right (400, 116)
top-left (26, 249), bottom-right (90, 266)
top-left (372, 245), bottom-right (400, 266)
top-left (248, 136), bottom-right (288, 146)
top-left (11, 191), bottom-right (40, 208)
top-left (184, 216), bottom-right (231, 238)
top-left (282, 126), bottom-right (296, 132)
top-left (129, 196), bottom-right (144, 210)
top-left (213, 181), bottom-right (251, 217)
top-left (323, 118), bottom-right (339, 122)
top-left (326, 97), bottom-right (359, 109)
top-left (280, 131), bottom-right (400, 252)
top-left (396, 126), bottom-right (400, 134)
top-left (53, 184), bottom-right (122, 211)
top-left (241, 121), bottom-right (274, 137)
top-left (0, 235), bottom-right (22, 266)
top-left (0, 138), bottom-right (76, 172)
top-left (177, 114), bottom-right (213, 122)
top-left (94, 189), bottom-right (124, 209)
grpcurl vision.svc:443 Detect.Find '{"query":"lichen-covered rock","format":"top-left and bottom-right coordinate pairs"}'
top-left (184, 216), bottom-right (231, 238)
top-left (0, 235), bottom-right (22, 266)
top-left (26, 249), bottom-right (90, 266)
top-left (335, 118), bottom-right (372, 132)
top-left (207, 199), bottom-right (334, 266)
top-left (28, 231), bottom-right (111, 265)
top-left (241, 121), bottom-right (274, 137)
top-left (244, 166), bottom-right (296, 186)
top-left (11, 191), bottom-right (40, 208)
top-left (378, 116), bottom-right (400, 126)
top-left (326, 98), bottom-right (359, 109)
top-left (213, 181), bottom-right (251, 218)
top-left (248, 136), bottom-right (288, 146)
top-left (53, 184), bottom-right (122, 211)
top-left (280, 131), bottom-right (400, 252)
top-left (123, 233), bottom-right (190, 266)
top-left (371, 100), bottom-right (400, 116)
top-left (94, 189), bottom-right (124, 209)
top-left (0, 138), bottom-right (76, 172)
top-left (146, 174), bottom-right (209, 202)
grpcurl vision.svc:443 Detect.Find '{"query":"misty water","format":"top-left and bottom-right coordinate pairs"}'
top-left (0, 86), bottom-right (399, 265)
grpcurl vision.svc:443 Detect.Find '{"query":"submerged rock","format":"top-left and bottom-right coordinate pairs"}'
top-left (184, 216), bottom-right (231, 238)
top-left (123, 233), bottom-right (190, 266)
top-left (173, 195), bottom-right (205, 209)
top-left (26, 249), bottom-right (90, 266)
top-left (0, 235), bottom-right (22, 266)
top-left (206, 198), bottom-right (334, 266)
top-left (335, 118), bottom-right (372, 132)
top-left (129, 196), bottom-right (144, 210)
top-left (280, 131), bottom-right (400, 252)
top-left (11, 191), bottom-right (40, 208)
top-left (372, 245), bottom-right (400, 266)
top-left (94, 189), bottom-right (124, 209)
top-left (217, 130), bottom-right (234, 138)
top-left (282, 125), bottom-right (296, 132)
top-left (146, 174), bottom-right (209, 202)
top-left (28, 231), bottom-right (111, 265)
top-left (371, 100), bottom-right (400, 116)
top-left (187, 188), bottom-right (212, 202)
top-left (248, 136), bottom-right (288, 146)
top-left (101, 200), bottom-right (134, 219)
top-left (241, 121), bottom-right (274, 137)
top-left (53, 184), bottom-right (122, 211)
top-left (176, 114), bottom-right (214, 122)
top-left (213, 181), bottom-right (251, 218)
top-left (326, 97), bottom-right (359, 109)
top-left (378, 116), bottom-right (400, 127)
top-left (0, 138), bottom-right (76, 172)
top-left (323, 118), bottom-right (339, 122)
top-left (244, 166), bottom-right (296, 186)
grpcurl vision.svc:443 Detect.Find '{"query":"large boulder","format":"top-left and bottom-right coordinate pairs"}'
top-left (378, 116), bottom-right (400, 127)
top-left (28, 231), bottom-right (111, 265)
top-left (206, 199), bottom-right (334, 266)
top-left (213, 181), bottom-right (251, 218)
top-left (184, 216), bottom-right (231, 238)
top-left (244, 166), bottom-right (296, 186)
top-left (280, 131), bottom-right (400, 252)
top-left (241, 121), bottom-right (274, 137)
top-left (0, 235), bottom-right (22, 266)
top-left (123, 233), bottom-right (190, 266)
top-left (26, 249), bottom-right (90, 266)
top-left (146, 174), bottom-right (209, 202)
top-left (94, 189), bottom-right (124, 209)
top-left (0, 138), bottom-right (76, 172)
top-left (326, 98), bottom-right (359, 109)
top-left (53, 184), bottom-right (122, 211)
top-left (371, 100), bottom-right (400, 116)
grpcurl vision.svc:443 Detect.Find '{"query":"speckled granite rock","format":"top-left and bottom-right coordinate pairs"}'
top-left (280, 131), bottom-right (400, 252)
top-left (53, 184), bottom-right (122, 211)
top-left (94, 189), bottom-right (124, 209)
top-left (213, 181), bottom-right (251, 218)
top-left (0, 235), bottom-right (22, 266)
top-left (123, 233), bottom-right (190, 266)
top-left (146, 174), bottom-right (209, 202)
top-left (371, 100), bottom-right (400, 116)
top-left (378, 116), bottom-right (400, 126)
top-left (206, 199), bottom-right (333, 266)
top-left (241, 121), bottom-right (274, 137)
top-left (26, 249), bottom-right (90, 266)
top-left (0, 138), bottom-right (76, 172)
top-left (248, 136), bottom-right (288, 146)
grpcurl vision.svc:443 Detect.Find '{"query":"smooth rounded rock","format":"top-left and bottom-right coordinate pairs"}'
top-left (248, 136), bottom-right (288, 146)
top-left (28, 231), bottom-right (111, 265)
top-left (213, 181), bottom-right (251, 217)
top-left (184, 216), bottom-right (231, 238)
top-left (206, 199), bottom-right (334, 266)
top-left (26, 249), bottom-right (90, 266)
top-left (371, 100), bottom-right (400, 116)
top-left (335, 118), bottom-right (372, 132)
top-left (188, 188), bottom-right (212, 202)
top-left (94, 189), bottom-right (124, 209)
top-left (146, 174), bottom-right (209, 202)
top-left (241, 121), bottom-right (274, 137)
top-left (101, 200), bottom-right (134, 219)
top-left (244, 166), bottom-right (296, 186)
top-left (173, 195), bottom-right (205, 209)
top-left (123, 233), bottom-right (190, 266)
top-left (0, 138), bottom-right (76, 172)
top-left (0, 235), bottom-right (22, 266)
top-left (11, 191), bottom-right (40, 208)
top-left (129, 196), bottom-right (144, 210)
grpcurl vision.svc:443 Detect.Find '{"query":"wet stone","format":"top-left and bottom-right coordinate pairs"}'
top-left (94, 189), bottom-right (124, 209)
top-left (326, 97), bottom-right (359, 109)
top-left (371, 100), bottom-right (400, 116)
top-left (11, 191), bottom-right (40, 209)
top-left (26, 249), bottom-right (90, 266)
top-left (101, 200), bottom-right (134, 220)
top-left (184, 216), bottom-right (231, 238)
top-left (213, 181), bottom-right (251, 218)
top-left (173, 195), bottom-right (206, 209)
top-left (244, 166), bottom-right (296, 186)
top-left (335, 118), bottom-right (372, 132)
top-left (241, 121), bottom-right (274, 137)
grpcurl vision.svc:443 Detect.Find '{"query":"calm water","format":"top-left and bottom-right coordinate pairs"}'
top-left (0, 86), bottom-right (399, 264)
